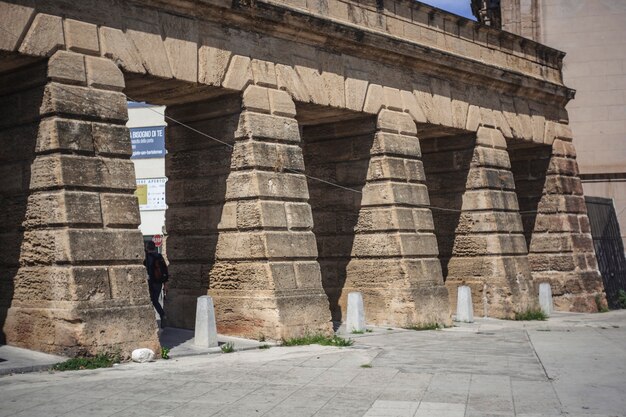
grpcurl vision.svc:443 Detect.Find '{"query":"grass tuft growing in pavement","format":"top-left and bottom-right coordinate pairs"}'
top-left (405, 323), bottom-right (442, 331)
top-left (514, 309), bottom-right (547, 321)
top-left (595, 294), bottom-right (609, 312)
top-left (618, 289), bottom-right (626, 309)
top-left (220, 342), bottom-right (235, 353)
top-left (52, 352), bottom-right (120, 371)
top-left (281, 334), bottom-right (353, 347)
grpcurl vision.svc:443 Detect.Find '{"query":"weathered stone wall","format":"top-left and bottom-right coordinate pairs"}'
top-left (301, 110), bottom-right (451, 327)
top-left (499, 0), bottom-right (626, 253)
top-left (271, 0), bottom-right (561, 82)
top-left (354, 110), bottom-right (451, 326)
top-left (423, 128), bottom-right (535, 318)
top-left (509, 140), bottom-right (605, 311)
top-left (0, 0), bottom-right (573, 147)
top-left (169, 85), bottom-right (333, 340)
top-left (0, 61), bottom-right (44, 347)
top-left (0, 0), bottom-right (607, 353)
top-left (0, 51), bottom-right (159, 355)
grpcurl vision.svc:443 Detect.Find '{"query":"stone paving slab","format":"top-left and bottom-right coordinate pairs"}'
top-left (159, 327), bottom-right (269, 356)
top-left (0, 345), bottom-right (66, 376)
top-left (0, 311), bottom-right (625, 417)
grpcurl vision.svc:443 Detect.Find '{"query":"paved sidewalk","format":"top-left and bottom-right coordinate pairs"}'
top-left (0, 329), bottom-right (266, 376)
top-left (1, 310), bottom-right (625, 417)
top-left (0, 346), bottom-right (65, 376)
top-left (159, 327), bottom-right (270, 357)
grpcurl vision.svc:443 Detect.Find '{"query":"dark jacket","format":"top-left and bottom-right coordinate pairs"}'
top-left (144, 252), bottom-right (169, 283)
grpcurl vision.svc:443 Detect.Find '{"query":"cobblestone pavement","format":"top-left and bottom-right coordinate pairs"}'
top-left (1, 311), bottom-right (625, 417)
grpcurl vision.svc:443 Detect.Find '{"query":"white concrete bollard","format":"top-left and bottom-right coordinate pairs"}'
top-left (539, 283), bottom-right (553, 317)
top-left (455, 286), bottom-right (474, 323)
top-left (194, 295), bottom-right (218, 348)
top-left (346, 292), bottom-right (366, 333)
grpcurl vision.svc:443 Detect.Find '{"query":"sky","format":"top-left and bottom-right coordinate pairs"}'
top-left (418, 0), bottom-right (476, 20)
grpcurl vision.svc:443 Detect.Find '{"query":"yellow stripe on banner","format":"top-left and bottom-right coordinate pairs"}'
top-left (135, 184), bottom-right (148, 205)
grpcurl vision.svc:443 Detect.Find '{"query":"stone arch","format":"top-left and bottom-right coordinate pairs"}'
top-left (1, 3), bottom-right (574, 147)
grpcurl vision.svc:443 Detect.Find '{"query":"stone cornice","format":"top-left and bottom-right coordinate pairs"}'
top-left (130, 0), bottom-right (574, 105)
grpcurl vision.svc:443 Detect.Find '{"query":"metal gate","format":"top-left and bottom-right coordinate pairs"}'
top-left (585, 196), bottom-right (626, 309)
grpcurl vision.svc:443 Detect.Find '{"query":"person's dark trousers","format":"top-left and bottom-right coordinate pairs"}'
top-left (148, 280), bottom-right (165, 320)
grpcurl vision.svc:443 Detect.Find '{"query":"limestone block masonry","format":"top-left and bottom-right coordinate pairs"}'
top-left (431, 127), bottom-right (536, 318)
top-left (509, 139), bottom-right (605, 311)
top-left (0, 51), bottom-right (159, 356)
top-left (344, 109), bottom-right (451, 327)
top-left (0, 0), bottom-right (607, 355)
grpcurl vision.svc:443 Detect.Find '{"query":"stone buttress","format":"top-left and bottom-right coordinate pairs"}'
top-left (0, 50), bottom-right (159, 355)
top-left (510, 135), bottom-right (606, 311)
top-left (443, 126), bottom-right (536, 318)
top-left (343, 109), bottom-right (451, 327)
top-left (166, 84), bottom-right (332, 340)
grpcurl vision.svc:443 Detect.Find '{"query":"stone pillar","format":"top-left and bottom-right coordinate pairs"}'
top-left (525, 139), bottom-right (605, 311)
top-left (445, 126), bottom-right (535, 318)
top-left (0, 51), bottom-right (159, 356)
top-left (344, 109), bottom-right (451, 327)
top-left (206, 85), bottom-right (332, 340)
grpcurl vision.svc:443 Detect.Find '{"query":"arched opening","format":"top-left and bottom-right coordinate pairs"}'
top-left (124, 74), bottom-right (241, 334)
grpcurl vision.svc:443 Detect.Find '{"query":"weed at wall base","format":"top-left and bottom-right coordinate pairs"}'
top-left (514, 309), bottom-right (547, 321)
top-left (350, 328), bottom-right (373, 334)
top-left (220, 342), bottom-right (235, 353)
top-left (281, 334), bottom-right (353, 347)
top-left (52, 352), bottom-right (121, 371)
top-left (404, 323), bottom-right (442, 331)
top-left (618, 289), bottom-right (626, 309)
top-left (595, 294), bottom-right (609, 313)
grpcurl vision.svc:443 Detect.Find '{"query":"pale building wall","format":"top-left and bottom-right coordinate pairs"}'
top-left (538, 1), bottom-right (626, 175)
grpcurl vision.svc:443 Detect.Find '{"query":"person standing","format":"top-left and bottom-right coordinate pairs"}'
top-left (144, 240), bottom-right (169, 324)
